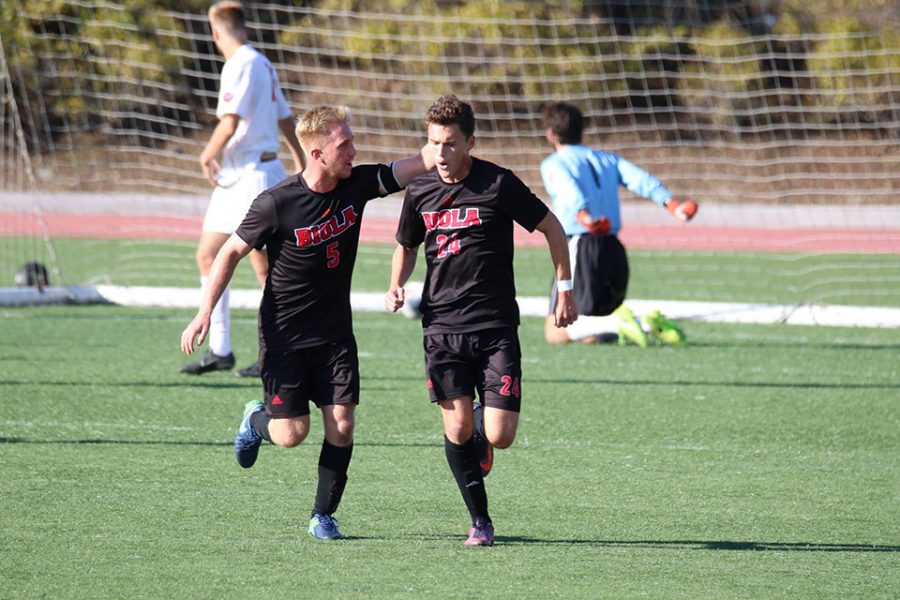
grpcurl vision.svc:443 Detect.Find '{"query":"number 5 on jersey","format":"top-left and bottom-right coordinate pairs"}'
top-left (326, 241), bottom-right (340, 268)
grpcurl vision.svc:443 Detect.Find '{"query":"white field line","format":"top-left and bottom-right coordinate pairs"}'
top-left (1, 285), bottom-right (899, 328)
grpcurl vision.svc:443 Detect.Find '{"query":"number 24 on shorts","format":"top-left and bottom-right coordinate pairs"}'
top-left (500, 375), bottom-right (520, 397)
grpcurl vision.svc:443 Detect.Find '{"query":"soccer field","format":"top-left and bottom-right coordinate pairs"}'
top-left (1, 302), bottom-right (898, 599)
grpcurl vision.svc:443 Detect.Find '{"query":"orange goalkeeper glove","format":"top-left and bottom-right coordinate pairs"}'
top-left (576, 210), bottom-right (611, 236)
top-left (666, 198), bottom-right (698, 222)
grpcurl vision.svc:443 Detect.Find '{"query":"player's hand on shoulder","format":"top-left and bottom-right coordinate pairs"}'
top-left (665, 197), bottom-right (698, 222)
top-left (420, 143), bottom-right (436, 171)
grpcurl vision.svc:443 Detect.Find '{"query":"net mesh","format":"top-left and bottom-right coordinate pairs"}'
top-left (1, 0), bottom-right (898, 307)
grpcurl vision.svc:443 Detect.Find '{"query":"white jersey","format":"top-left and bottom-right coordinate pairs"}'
top-left (216, 44), bottom-right (292, 169)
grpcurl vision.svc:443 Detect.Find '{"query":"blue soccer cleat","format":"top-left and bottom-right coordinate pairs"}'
top-left (308, 514), bottom-right (344, 541)
top-left (234, 400), bottom-right (264, 469)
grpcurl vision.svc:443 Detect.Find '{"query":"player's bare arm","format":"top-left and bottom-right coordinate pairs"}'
top-left (278, 117), bottom-right (306, 173)
top-left (384, 244), bottom-right (419, 312)
top-left (181, 233), bottom-right (252, 354)
top-left (199, 113), bottom-right (240, 186)
top-left (535, 211), bottom-right (578, 328)
top-left (390, 143), bottom-right (437, 187)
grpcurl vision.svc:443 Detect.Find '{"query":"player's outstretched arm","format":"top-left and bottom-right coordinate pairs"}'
top-left (181, 234), bottom-right (252, 354)
top-left (384, 244), bottom-right (418, 312)
top-left (278, 117), bottom-right (306, 173)
top-left (664, 198), bottom-right (698, 222)
top-left (534, 211), bottom-right (578, 328)
top-left (390, 143), bottom-right (436, 188)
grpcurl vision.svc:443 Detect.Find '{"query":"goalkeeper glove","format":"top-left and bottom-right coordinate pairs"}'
top-left (665, 198), bottom-right (698, 222)
top-left (576, 210), bottom-right (611, 236)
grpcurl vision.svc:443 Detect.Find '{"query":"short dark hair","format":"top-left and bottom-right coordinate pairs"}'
top-left (425, 94), bottom-right (476, 138)
top-left (541, 102), bottom-right (583, 145)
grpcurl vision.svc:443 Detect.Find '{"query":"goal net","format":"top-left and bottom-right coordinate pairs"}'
top-left (1, 0), bottom-right (898, 321)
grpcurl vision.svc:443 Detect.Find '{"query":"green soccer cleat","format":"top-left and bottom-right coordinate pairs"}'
top-left (643, 309), bottom-right (687, 347)
top-left (614, 305), bottom-right (648, 348)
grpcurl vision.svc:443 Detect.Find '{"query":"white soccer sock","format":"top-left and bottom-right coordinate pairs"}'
top-left (564, 315), bottom-right (620, 341)
top-left (202, 276), bottom-right (231, 356)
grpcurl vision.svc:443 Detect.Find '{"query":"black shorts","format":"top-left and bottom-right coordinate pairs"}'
top-left (551, 234), bottom-right (629, 317)
top-left (260, 337), bottom-right (360, 419)
top-left (422, 327), bottom-right (522, 412)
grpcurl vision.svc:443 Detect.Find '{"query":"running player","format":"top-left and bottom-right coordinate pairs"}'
top-left (181, 1), bottom-right (305, 377)
top-left (384, 95), bottom-right (578, 546)
top-left (540, 101), bottom-right (696, 347)
top-left (181, 104), bottom-right (433, 540)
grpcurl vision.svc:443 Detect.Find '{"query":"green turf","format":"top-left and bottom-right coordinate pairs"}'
top-left (1, 305), bottom-right (898, 599)
top-left (7, 237), bottom-right (900, 306)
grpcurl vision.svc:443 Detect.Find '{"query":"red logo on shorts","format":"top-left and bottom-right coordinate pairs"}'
top-left (426, 379), bottom-right (434, 389)
top-left (272, 395), bottom-right (283, 405)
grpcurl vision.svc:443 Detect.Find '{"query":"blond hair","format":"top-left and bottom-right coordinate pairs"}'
top-left (295, 105), bottom-right (351, 144)
top-left (208, 1), bottom-right (245, 35)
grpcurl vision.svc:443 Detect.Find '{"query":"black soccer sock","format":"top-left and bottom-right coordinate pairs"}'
top-left (311, 439), bottom-right (353, 517)
top-left (249, 410), bottom-right (272, 443)
top-left (444, 435), bottom-right (490, 525)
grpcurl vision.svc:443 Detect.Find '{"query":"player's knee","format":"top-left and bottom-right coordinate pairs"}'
top-left (195, 249), bottom-right (215, 272)
top-left (489, 431), bottom-right (516, 450)
top-left (543, 315), bottom-right (570, 344)
top-left (323, 410), bottom-right (355, 446)
top-left (269, 419), bottom-right (309, 448)
top-left (445, 422), bottom-right (474, 445)
top-left (274, 430), bottom-right (307, 448)
top-left (329, 420), bottom-right (354, 446)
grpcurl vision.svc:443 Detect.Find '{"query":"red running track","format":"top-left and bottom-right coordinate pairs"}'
top-left (2, 212), bottom-right (899, 253)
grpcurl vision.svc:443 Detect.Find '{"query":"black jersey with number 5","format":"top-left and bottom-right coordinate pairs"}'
top-left (396, 158), bottom-right (549, 334)
top-left (237, 165), bottom-right (390, 351)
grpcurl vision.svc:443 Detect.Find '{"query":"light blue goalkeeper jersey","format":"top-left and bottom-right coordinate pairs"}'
top-left (540, 144), bottom-right (672, 236)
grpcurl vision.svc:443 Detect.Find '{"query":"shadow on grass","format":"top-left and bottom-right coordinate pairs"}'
top-left (0, 436), bottom-right (435, 448)
top-left (0, 379), bottom-right (259, 389)
top-left (0, 376), bottom-right (428, 389)
top-left (0, 437), bottom-right (232, 447)
top-left (493, 537), bottom-right (900, 553)
top-left (529, 377), bottom-right (898, 391)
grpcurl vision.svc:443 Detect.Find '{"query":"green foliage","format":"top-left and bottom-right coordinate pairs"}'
top-left (4, 0), bottom-right (900, 143)
top-left (679, 18), bottom-right (767, 128)
top-left (807, 17), bottom-right (900, 111)
top-left (2, 0), bottom-right (193, 143)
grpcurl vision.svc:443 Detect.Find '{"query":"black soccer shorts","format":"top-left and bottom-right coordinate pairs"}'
top-left (551, 233), bottom-right (630, 317)
top-left (260, 337), bottom-right (360, 419)
top-left (422, 327), bottom-right (522, 412)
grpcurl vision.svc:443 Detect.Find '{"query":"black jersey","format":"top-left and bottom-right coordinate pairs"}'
top-left (236, 164), bottom-right (391, 351)
top-left (396, 158), bottom-right (549, 334)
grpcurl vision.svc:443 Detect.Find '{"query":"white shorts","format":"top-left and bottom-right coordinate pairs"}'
top-left (202, 160), bottom-right (287, 234)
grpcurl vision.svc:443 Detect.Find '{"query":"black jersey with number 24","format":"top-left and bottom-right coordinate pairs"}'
top-left (396, 158), bottom-right (548, 335)
top-left (236, 165), bottom-right (390, 352)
